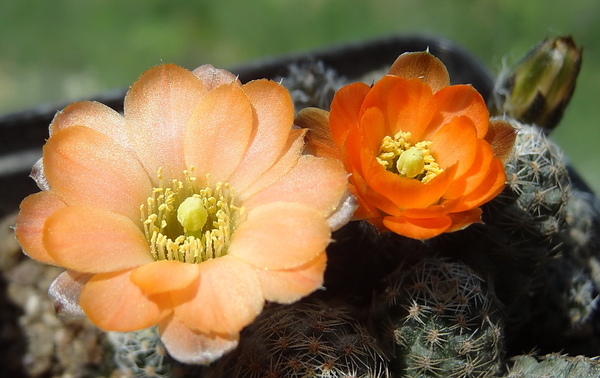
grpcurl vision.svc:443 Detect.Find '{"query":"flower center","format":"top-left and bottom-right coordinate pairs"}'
top-left (376, 131), bottom-right (442, 183)
top-left (140, 168), bottom-right (244, 263)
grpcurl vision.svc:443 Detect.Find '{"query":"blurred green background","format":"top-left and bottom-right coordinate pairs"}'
top-left (1, 0), bottom-right (599, 192)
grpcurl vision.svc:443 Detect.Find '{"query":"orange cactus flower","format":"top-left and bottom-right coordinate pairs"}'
top-left (297, 52), bottom-right (516, 240)
top-left (14, 64), bottom-right (352, 363)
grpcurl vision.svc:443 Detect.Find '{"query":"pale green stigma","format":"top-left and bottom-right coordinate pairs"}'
top-left (177, 196), bottom-right (208, 233)
top-left (397, 147), bottom-right (425, 178)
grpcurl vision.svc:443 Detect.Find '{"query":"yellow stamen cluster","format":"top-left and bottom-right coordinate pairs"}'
top-left (376, 131), bottom-right (443, 183)
top-left (140, 168), bottom-right (244, 264)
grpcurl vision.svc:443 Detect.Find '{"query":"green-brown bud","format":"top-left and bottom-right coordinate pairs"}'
top-left (492, 36), bottom-right (582, 132)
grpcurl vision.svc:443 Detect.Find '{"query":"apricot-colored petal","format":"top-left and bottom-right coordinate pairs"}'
top-left (124, 64), bottom-right (208, 183)
top-left (15, 191), bottom-right (66, 265)
top-left (229, 202), bottom-right (330, 270)
top-left (43, 206), bottom-right (153, 273)
top-left (296, 107), bottom-right (342, 160)
top-left (158, 315), bottom-right (238, 364)
top-left (185, 82), bottom-right (253, 184)
top-left (383, 214), bottom-right (452, 240)
top-left (443, 139), bottom-right (494, 199)
top-left (238, 128), bottom-right (305, 201)
top-left (49, 101), bottom-right (129, 149)
top-left (486, 119), bottom-right (517, 163)
top-left (48, 270), bottom-right (92, 318)
top-left (242, 155), bottom-right (348, 217)
top-left (360, 76), bottom-right (435, 141)
top-left (453, 159), bottom-right (506, 212)
top-left (130, 260), bottom-right (201, 295)
top-left (359, 106), bottom-right (388, 155)
top-left (192, 64), bottom-right (239, 90)
top-left (388, 51), bottom-right (450, 93)
top-left (424, 85), bottom-right (489, 139)
top-left (446, 208), bottom-right (483, 233)
top-left (430, 116), bottom-right (478, 179)
top-left (43, 126), bottom-right (152, 224)
top-left (172, 255), bottom-right (263, 335)
top-left (80, 270), bottom-right (171, 332)
top-left (256, 252), bottom-right (327, 304)
top-left (228, 80), bottom-right (295, 192)
top-left (329, 82), bottom-right (371, 148)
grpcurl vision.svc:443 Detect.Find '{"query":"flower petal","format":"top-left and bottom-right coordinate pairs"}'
top-left (43, 206), bottom-right (153, 273)
top-left (453, 158), bottom-right (506, 212)
top-left (80, 269), bottom-right (171, 332)
top-left (192, 64), bottom-right (239, 90)
top-left (242, 155), bottom-right (348, 217)
top-left (158, 315), bottom-right (238, 364)
top-left (296, 107), bottom-right (342, 160)
top-left (124, 64), bottom-right (208, 183)
top-left (383, 214), bottom-right (452, 239)
top-left (185, 82), bottom-right (253, 184)
top-left (228, 80), bottom-right (295, 192)
top-left (48, 270), bottom-right (92, 318)
top-left (485, 119), bottom-right (517, 163)
top-left (443, 139), bottom-right (494, 199)
top-left (329, 82), bottom-right (371, 148)
top-left (256, 252), bottom-right (327, 304)
top-left (15, 191), bottom-right (66, 265)
top-left (430, 115), bottom-right (478, 179)
top-left (446, 208), bottom-right (483, 232)
top-left (238, 128), bottom-right (306, 201)
top-left (49, 101), bottom-right (129, 149)
top-left (43, 126), bottom-right (152, 224)
top-left (172, 255), bottom-right (263, 335)
top-left (424, 85), bottom-right (489, 139)
top-left (229, 202), bottom-right (330, 270)
top-left (130, 260), bottom-right (201, 295)
top-left (360, 76), bottom-right (435, 141)
top-left (388, 51), bottom-right (450, 93)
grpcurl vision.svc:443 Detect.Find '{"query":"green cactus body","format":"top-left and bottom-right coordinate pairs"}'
top-left (499, 354), bottom-right (600, 378)
top-left (374, 258), bottom-right (504, 378)
top-left (205, 300), bottom-right (390, 378)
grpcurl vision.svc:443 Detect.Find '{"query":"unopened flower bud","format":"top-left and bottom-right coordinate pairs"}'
top-left (492, 36), bottom-right (582, 132)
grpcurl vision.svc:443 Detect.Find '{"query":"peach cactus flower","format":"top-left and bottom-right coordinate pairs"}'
top-left (14, 64), bottom-right (353, 363)
top-left (297, 52), bottom-right (516, 240)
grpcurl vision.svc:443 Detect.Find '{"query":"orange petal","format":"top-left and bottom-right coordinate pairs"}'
top-left (453, 159), bottom-right (506, 212)
top-left (80, 269), bottom-right (171, 332)
top-left (15, 191), bottom-right (66, 265)
top-left (443, 139), bottom-right (494, 199)
top-left (130, 260), bottom-right (201, 295)
top-left (446, 208), bottom-right (483, 232)
top-left (296, 107), bottom-right (342, 160)
top-left (49, 101), bottom-right (129, 149)
top-left (329, 82), bottom-right (371, 148)
top-left (485, 119), bottom-right (517, 163)
top-left (185, 82), bottom-right (253, 184)
top-left (43, 206), bottom-right (153, 273)
top-left (400, 197), bottom-right (462, 219)
top-left (383, 214), bottom-right (452, 239)
top-left (228, 80), bottom-right (295, 192)
top-left (366, 160), bottom-right (458, 211)
top-left (238, 128), bottom-right (306, 201)
top-left (229, 202), bottom-right (330, 270)
top-left (192, 64), bottom-right (239, 90)
top-left (256, 252), bottom-right (327, 304)
top-left (424, 85), bottom-right (489, 139)
top-left (124, 64), bottom-right (208, 183)
top-left (430, 116), bottom-right (478, 179)
top-left (359, 106), bottom-right (388, 155)
top-left (242, 155), bottom-right (348, 217)
top-left (48, 270), bottom-right (92, 318)
top-left (158, 315), bottom-right (238, 364)
top-left (172, 255), bottom-right (264, 335)
top-left (388, 51), bottom-right (450, 93)
top-left (360, 76), bottom-right (435, 141)
top-left (43, 126), bottom-right (152, 224)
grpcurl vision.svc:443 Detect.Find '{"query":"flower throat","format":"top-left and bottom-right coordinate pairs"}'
top-left (140, 168), bottom-right (243, 263)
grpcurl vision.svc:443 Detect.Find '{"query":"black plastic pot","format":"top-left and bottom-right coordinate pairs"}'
top-left (0, 34), bottom-right (494, 217)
